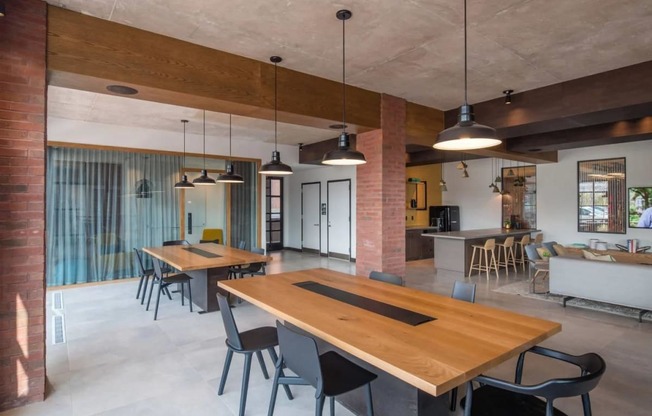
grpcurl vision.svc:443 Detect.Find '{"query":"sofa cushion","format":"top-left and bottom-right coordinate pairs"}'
top-left (542, 241), bottom-right (558, 256)
top-left (582, 250), bottom-right (615, 262)
top-left (552, 244), bottom-right (567, 256)
top-left (536, 247), bottom-right (553, 260)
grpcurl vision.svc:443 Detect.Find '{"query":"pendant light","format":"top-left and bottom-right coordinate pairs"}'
top-left (322, 9), bottom-right (366, 166)
top-left (217, 114), bottom-right (244, 183)
top-left (193, 110), bottom-right (216, 185)
top-left (174, 119), bottom-right (194, 189)
top-left (433, 0), bottom-right (501, 151)
top-left (440, 156), bottom-right (448, 192)
top-left (260, 56), bottom-right (293, 175)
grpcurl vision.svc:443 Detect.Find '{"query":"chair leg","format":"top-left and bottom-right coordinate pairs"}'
top-left (365, 383), bottom-right (374, 416)
top-left (239, 353), bottom-right (253, 416)
top-left (140, 275), bottom-right (149, 305)
top-left (256, 350), bottom-right (269, 379)
top-left (163, 285), bottom-right (172, 300)
top-left (153, 284), bottom-right (163, 321)
top-left (330, 396), bottom-right (335, 416)
top-left (464, 382), bottom-right (473, 416)
top-left (146, 277), bottom-right (156, 310)
top-left (450, 386), bottom-right (458, 411)
top-left (468, 247), bottom-right (477, 278)
top-left (491, 251), bottom-right (499, 278)
top-left (181, 282), bottom-right (185, 306)
top-left (315, 395), bottom-right (325, 416)
top-left (582, 393), bottom-right (592, 416)
top-left (187, 281), bottom-right (193, 312)
top-left (268, 348), bottom-right (293, 400)
top-left (484, 250), bottom-right (490, 280)
top-left (267, 368), bottom-right (281, 416)
top-left (218, 349), bottom-right (233, 395)
top-left (136, 275), bottom-right (145, 299)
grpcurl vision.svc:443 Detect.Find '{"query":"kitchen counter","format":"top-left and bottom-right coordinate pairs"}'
top-left (406, 225), bottom-right (439, 231)
top-left (423, 228), bottom-right (539, 275)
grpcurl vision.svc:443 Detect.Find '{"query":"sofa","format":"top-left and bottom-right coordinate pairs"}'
top-left (549, 256), bottom-right (652, 320)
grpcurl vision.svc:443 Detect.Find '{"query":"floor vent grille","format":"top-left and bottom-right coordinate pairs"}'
top-left (53, 315), bottom-right (66, 345)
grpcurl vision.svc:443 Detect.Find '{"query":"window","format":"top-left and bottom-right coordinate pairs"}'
top-left (577, 158), bottom-right (626, 233)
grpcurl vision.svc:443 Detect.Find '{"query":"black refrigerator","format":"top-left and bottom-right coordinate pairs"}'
top-left (429, 205), bottom-right (460, 232)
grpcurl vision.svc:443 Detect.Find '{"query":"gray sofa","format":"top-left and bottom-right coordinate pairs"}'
top-left (549, 256), bottom-right (652, 320)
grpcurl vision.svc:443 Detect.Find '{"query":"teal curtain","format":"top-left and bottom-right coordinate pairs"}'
top-left (46, 147), bottom-right (181, 286)
top-left (229, 161), bottom-right (257, 250)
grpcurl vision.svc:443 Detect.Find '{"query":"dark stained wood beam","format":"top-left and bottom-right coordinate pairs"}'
top-left (406, 102), bottom-right (444, 147)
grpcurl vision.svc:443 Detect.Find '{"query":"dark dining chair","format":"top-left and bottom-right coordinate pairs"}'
top-left (216, 294), bottom-right (291, 416)
top-left (449, 280), bottom-right (477, 411)
top-left (268, 321), bottom-right (377, 416)
top-left (460, 346), bottom-right (606, 416)
top-left (237, 247), bottom-right (267, 278)
top-left (369, 270), bottom-right (404, 286)
top-left (146, 258), bottom-right (193, 320)
top-left (133, 248), bottom-right (154, 302)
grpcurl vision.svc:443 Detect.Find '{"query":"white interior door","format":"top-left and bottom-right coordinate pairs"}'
top-left (327, 180), bottom-right (351, 260)
top-left (183, 171), bottom-right (226, 244)
top-left (301, 182), bottom-right (321, 253)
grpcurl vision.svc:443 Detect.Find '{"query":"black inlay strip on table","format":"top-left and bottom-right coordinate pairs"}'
top-left (183, 247), bottom-right (222, 258)
top-left (293, 281), bottom-right (435, 326)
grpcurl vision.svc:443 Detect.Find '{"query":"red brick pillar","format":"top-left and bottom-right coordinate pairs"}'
top-left (0, 0), bottom-right (48, 410)
top-left (356, 94), bottom-right (406, 277)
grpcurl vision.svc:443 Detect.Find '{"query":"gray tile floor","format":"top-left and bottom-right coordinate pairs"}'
top-left (3, 251), bottom-right (651, 415)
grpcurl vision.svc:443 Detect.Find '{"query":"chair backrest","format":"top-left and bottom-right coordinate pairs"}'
top-left (520, 234), bottom-right (531, 245)
top-left (451, 281), bottom-right (476, 303)
top-left (503, 236), bottom-right (514, 247)
top-left (152, 257), bottom-right (163, 278)
top-left (133, 248), bottom-right (147, 274)
top-left (201, 228), bottom-right (223, 244)
top-left (276, 321), bottom-right (323, 392)
top-left (251, 247), bottom-right (265, 255)
top-left (163, 239), bottom-right (189, 246)
top-left (524, 243), bottom-right (541, 261)
top-left (534, 233), bottom-right (543, 244)
top-left (238, 240), bottom-right (246, 250)
top-left (369, 271), bottom-right (404, 286)
top-left (483, 238), bottom-right (496, 250)
top-left (216, 293), bottom-right (243, 350)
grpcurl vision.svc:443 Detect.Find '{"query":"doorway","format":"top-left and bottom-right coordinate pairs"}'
top-left (180, 170), bottom-right (226, 244)
top-left (301, 182), bottom-right (321, 254)
top-left (327, 179), bottom-right (351, 260)
top-left (266, 176), bottom-right (284, 251)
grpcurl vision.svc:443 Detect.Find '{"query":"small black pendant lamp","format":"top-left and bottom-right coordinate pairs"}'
top-left (433, 0), bottom-right (501, 151)
top-left (193, 110), bottom-right (217, 185)
top-left (174, 119), bottom-right (195, 189)
top-left (259, 56), bottom-right (293, 176)
top-left (322, 9), bottom-right (366, 166)
top-left (217, 114), bottom-right (244, 183)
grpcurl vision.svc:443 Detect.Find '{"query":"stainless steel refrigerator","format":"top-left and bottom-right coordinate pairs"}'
top-left (429, 205), bottom-right (460, 232)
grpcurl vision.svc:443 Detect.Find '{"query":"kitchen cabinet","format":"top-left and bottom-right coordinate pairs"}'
top-left (406, 228), bottom-right (436, 261)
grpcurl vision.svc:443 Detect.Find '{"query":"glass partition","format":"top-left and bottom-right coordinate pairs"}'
top-left (577, 158), bottom-right (626, 233)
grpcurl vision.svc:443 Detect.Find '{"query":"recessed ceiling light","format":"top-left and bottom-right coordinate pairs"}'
top-left (106, 85), bottom-right (139, 95)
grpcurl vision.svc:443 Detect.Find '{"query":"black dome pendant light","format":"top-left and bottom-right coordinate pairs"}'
top-left (259, 56), bottom-right (293, 176)
top-left (322, 9), bottom-right (366, 166)
top-left (174, 119), bottom-right (195, 189)
top-left (433, 0), bottom-right (501, 151)
top-left (193, 110), bottom-right (217, 185)
top-left (217, 114), bottom-right (244, 183)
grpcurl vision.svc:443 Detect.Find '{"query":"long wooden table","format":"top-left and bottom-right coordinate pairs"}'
top-left (143, 243), bottom-right (271, 312)
top-left (219, 268), bottom-right (561, 415)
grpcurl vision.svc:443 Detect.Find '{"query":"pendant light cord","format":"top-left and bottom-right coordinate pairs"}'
top-left (229, 114), bottom-right (232, 160)
top-left (203, 110), bottom-right (207, 169)
top-left (342, 15), bottom-right (346, 133)
top-left (274, 61), bottom-right (278, 151)
top-left (463, 0), bottom-right (468, 105)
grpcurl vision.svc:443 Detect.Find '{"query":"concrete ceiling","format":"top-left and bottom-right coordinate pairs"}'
top-left (46, 0), bottom-right (652, 143)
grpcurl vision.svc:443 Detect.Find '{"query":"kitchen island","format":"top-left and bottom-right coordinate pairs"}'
top-left (423, 228), bottom-right (538, 275)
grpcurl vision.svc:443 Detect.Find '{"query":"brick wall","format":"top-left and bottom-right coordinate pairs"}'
top-left (356, 95), bottom-right (406, 278)
top-left (0, 0), bottom-right (48, 410)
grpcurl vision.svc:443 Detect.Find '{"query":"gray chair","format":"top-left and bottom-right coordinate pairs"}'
top-left (237, 247), bottom-right (267, 278)
top-left (146, 258), bottom-right (193, 320)
top-left (460, 346), bottom-right (606, 416)
top-left (268, 321), bottom-right (377, 416)
top-left (216, 294), bottom-right (291, 416)
top-left (524, 243), bottom-right (552, 294)
top-left (449, 280), bottom-right (476, 411)
top-left (369, 270), bottom-right (404, 286)
top-left (133, 248), bottom-right (154, 302)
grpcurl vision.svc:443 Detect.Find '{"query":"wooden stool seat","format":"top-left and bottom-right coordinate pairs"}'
top-left (496, 237), bottom-right (517, 275)
top-left (468, 238), bottom-right (499, 279)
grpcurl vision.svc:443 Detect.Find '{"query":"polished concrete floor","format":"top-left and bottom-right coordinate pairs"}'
top-left (3, 251), bottom-right (651, 416)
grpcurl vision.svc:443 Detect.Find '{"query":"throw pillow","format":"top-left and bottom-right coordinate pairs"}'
top-left (536, 247), bottom-right (552, 261)
top-left (552, 244), bottom-right (567, 256)
top-left (582, 250), bottom-right (615, 262)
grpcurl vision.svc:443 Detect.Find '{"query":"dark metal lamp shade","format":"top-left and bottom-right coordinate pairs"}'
top-left (322, 132), bottom-right (366, 166)
top-left (174, 175), bottom-right (195, 189)
top-left (192, 169), bottom-right (216, 185)
top-left (260, 151), bottom-right (293, 175)
top-left (217, 164), bottom-right (244, 183)
top-left (434, 104), bottom-right (501, 151)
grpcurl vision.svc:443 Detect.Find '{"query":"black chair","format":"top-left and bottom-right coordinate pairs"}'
top-left (163, 239), bottom-right (190, 246)
top-left (216, 294), bottom-right (292, 416)
top-left (460, 346), bottom-right (606, 416)
top-left (449, 280), bottom-right (477, 411)
top-left (268, 321), bottom-right (377, 416)
top-left (227, 241), bottom-right (248, 280)
top-left (146, 258), bottom-right (193, 320)
top-left (133, 248), bottom-right (154, 303)
top-left (237, 247), bottom-right (267, 278)
top-left (369, 270), bottom-right (404, 286)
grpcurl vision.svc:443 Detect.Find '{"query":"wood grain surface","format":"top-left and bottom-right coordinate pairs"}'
top-left (142, 243), bottom-right (271, 271)
top-left (219, 268), bottom-right (561, 397)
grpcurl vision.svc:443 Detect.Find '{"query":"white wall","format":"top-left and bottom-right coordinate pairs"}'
top-left (443, 141), bottom-right (652, 248)
top-left (286, 165), bottom-right (357, 258)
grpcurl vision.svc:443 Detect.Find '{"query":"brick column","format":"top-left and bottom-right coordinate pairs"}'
top-left (0, 0), bottom-right (48, 410)
top-left (356, 94), bottom-right (406, 277)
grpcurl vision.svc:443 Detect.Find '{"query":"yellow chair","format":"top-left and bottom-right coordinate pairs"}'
top-left (201, 228), bottom-right (223, 244)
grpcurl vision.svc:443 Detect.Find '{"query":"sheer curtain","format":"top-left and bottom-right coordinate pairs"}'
top-left (46, 147), bottom-right (181, 286)
top-left (229, 161), bottom-right (258, 250)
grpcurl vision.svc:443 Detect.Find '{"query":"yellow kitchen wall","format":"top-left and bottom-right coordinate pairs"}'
top-left (406, 164), bottom-right (442, 226)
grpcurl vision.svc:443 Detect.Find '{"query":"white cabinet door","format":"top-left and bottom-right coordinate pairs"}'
top-left (327, 180), bottom-right (351, 259)
top-left (302, 182), bottom-right (321, 252)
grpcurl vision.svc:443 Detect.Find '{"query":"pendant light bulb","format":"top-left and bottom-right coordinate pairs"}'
top-left (218, 114), bottom-right (244, 183)
top-left (322, 10), bottom-right (366, 166)
top-left (175, 120), bottom-right (195, 189)
top-left (193, 110), bottom-right (216, 185)
top-left (433, 0), bottom-right (500, 151)
top-left (260, 56), bottom-right (293, 175)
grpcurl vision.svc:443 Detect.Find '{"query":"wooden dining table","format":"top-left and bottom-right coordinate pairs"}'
top-left (219, 268), bottom-right (561, 415)
top-left (142, 243), bottom-right (271, 312)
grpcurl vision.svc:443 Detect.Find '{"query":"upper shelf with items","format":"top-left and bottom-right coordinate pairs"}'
top-left (407, 179), bottom-right (427, 210)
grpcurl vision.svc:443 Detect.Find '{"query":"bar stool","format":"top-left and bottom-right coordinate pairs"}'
top-left (534, 233), bottom-right (543, 244)
top-left (514, 234), bottom-right (530, 271)
top-left (468, 238), bottom-right (499, 279)
top-left (496, 237), bottom-right (517, 276)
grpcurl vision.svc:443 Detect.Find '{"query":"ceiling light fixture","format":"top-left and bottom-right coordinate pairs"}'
top-left (174, 120), bottom-right (194, 189)
top-left (322, 9), bottom-right (366, 166)
top-left (217, 114), bottom-right (244, 184)
top-left (193, 110), bottom-right (216, 185)
top-left (503, 89), bottom-right (513, 104)
top-left (260, 56), bottom-right (293, 175)
top-left (0, 2), bottom-right (6, 17)
top-left (433, 0), bottom-right (501, 151)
